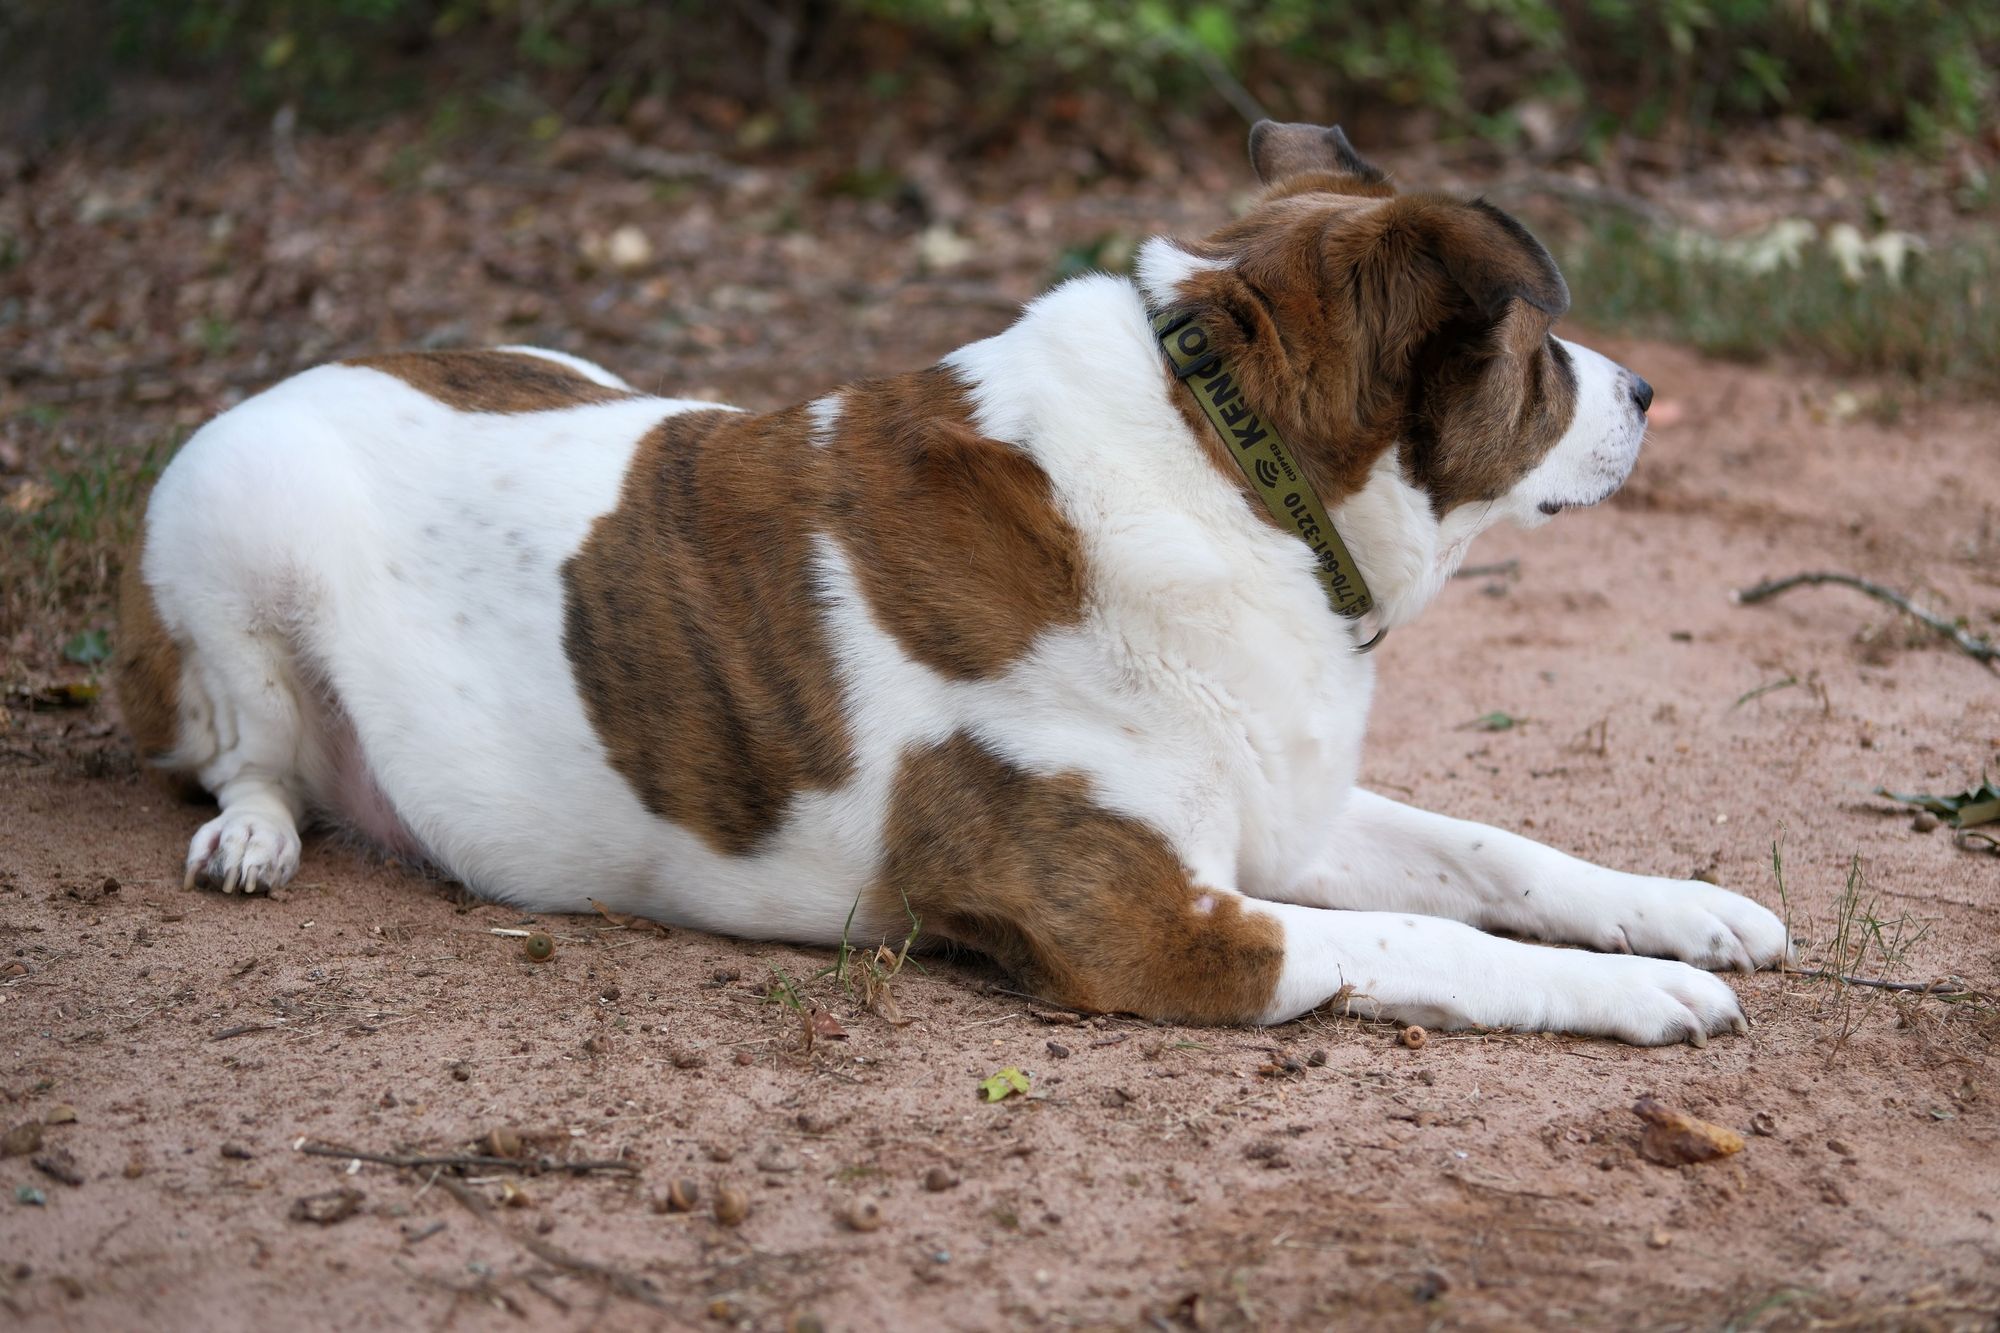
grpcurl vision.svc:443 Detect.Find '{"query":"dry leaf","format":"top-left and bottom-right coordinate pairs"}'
top-left (290, 1187), bottom-right (365, 1224)
top-left (808, 1006), bottom-right (848, 1041)
top-left (859, 970), bottom-right (909, 1025)
top-left (589, 899), bottom-right (669, 935)
top-left (4, 479), bottom-right (55, 515)
top-left (1633, 1096), bottom-right (1745, 1165)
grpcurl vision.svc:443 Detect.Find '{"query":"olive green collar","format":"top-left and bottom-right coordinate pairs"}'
top-left (1151, 310), bottom-right (1385, 651)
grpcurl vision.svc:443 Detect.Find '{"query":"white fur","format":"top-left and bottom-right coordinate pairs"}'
top-left (806, 393), bottom-right (843, 448)
top-left (1517, 338), bottom-right (1647, 520)
top-left (141, 290), bottom-right (1785, 1045)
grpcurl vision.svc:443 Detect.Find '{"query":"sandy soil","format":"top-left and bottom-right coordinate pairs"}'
top-left (4, 125), bottom-right (2000, 1332)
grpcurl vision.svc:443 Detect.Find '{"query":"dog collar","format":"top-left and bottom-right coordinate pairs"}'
top-left (1151, 310), bottom-right (1385, 652)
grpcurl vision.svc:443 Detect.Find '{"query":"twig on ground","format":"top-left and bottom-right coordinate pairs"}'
top-left (1873, 886), bottom-right (1995, 911)
top-left (1733, 572), bottom-right (1997, 669)
top-left (596, 141), bottom-right (754, 189)
top-left (1732, 676), bottom-right (1799, 709)
top-left (434, 1176), bottom-right (669, 1311)
top-left (1452, 560), bottom-right (1520, 580)
top-left (1189, 47), bottom-right (1267, 125)
top-left (210, 1023), bottom-right (279, 1040)
top-left (296, 1140), bottom-right (638, 1177)
top-left (1790, 970), bottom-right (1989, 999)
top-left (1488, 173), bottom-right (1678, 228)
top-left (1444, 1171), bottom-right (1566, 1202)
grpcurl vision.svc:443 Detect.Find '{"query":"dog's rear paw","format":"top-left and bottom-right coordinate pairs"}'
top-left (185, 809), bottom-right (301, 895)
top-left (1596, 878), bottom-right (1791, 973)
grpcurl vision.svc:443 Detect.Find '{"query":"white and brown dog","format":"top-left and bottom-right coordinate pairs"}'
top-left (117, 122), bottom-right (1788, 1044)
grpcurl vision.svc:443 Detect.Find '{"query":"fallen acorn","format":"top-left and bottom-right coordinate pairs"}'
top-left (712, 1184), bottom-right (750, 1226)
top-left (664, 1178), bottom-right (700, 1213)
top-left (922, 1166), bottom-right (959, 1193)
top-left (1632, 1096), bottom-right (1745, 1166)
top-left (842, 1198), bottom-right (885, 1232)
top-left (522, 931), bottom-right (556, 962)
top-left (484, 1127), bottom-right (524, 1159)
top-left (1400, 1025), bottom-right (1427, 1050)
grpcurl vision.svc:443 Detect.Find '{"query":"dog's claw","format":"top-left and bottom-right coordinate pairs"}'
top-left (1687, 1025), bottom-right (1708, 1049)
top-left (1732, 1015), bottom-right (1749, 1035)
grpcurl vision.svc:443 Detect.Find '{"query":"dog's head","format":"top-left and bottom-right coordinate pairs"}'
top-left (1138, 120), bottom-right (1651, 537)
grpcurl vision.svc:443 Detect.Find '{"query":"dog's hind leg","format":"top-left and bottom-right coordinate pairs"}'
top-left (115, 413), bottom-right (343, 895)
top-left (173, 638), bottom-right (310, 894)
top-left (1267, 790), bottom-right (1790, 971)
top-left (121, 564), bottom-right (311, 893)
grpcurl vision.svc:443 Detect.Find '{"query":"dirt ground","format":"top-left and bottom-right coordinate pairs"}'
top-left (3, 116), bottom-right (2000, 1331)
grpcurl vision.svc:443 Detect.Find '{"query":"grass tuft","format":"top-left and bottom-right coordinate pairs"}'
top-left (1, 434), bottom-right (172, 672)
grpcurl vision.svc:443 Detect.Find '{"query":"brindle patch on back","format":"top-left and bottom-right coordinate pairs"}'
top-left (562, 370), bottom-right (1085, 855)
top-left (826, 368), bottom-right (1085, 679)
top-left (346, 350), bottom-right (634, 413)
top-left (562, 408), bottom-right (855, 855)
top-left (871, 734), bottom-right (1283, 1024)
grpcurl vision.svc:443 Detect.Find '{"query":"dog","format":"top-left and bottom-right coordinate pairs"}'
top-left (115, 120), bottom-right (1788, 1045)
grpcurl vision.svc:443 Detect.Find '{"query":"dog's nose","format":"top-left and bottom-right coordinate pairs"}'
top-left (1630, 376), bottom-right (1655, 415)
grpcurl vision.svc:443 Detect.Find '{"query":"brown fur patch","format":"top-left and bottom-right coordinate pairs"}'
top-left (825, 369), bottom-right (1085, 679)
top-left (561, 407), bottom-right (857, 855)
top-left (871, 734), bottom-right (1283, 1024)
top-left (1161, 126), bottom-right (1580, 520)
top-left (562, 371), bottom-right (1084, 855)
top-left (345, 350), bottom-right (635, 413)
top-left (1403, 303), bottom-right (1580, 511)
top-left (113, 536), bottom-right (197, 797)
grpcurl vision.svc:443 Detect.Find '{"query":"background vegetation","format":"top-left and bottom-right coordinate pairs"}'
top-left (5, 0), bottom-right (1996, 149)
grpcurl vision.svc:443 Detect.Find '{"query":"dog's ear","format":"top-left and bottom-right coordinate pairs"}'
top-left (1371, 195), bottom-right (1570, 325)
top-left (1249, 120), bottom-right (1385, 186)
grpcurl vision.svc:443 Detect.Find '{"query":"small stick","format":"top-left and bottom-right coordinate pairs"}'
top-left (434, 1175), bottom-right (669, 1311)
top-left (1733, 572), bottom-right (1997, 670)
top-left (1791, 970), bottom-right (1986, 998)
top-left (1452, 560), bottom-right (1520, 580)
top-left (296, 1141), bottom-right (638, 1176)
top-left (1731, 676), bottom-right (1799, 709)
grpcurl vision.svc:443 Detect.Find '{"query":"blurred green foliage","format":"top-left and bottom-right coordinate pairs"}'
top-left (5, 0), bottom-right (1994, 146)
top-left (1562, 219), bottom-right (2000, 394)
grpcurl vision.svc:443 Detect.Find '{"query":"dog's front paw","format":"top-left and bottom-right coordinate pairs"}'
top-left (1557, 952), bottom-right (1749, 1047)
top-left (1591, 876), bottom-right (1791, 973)
top-left (185, 809), bottom-right (301, 895)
